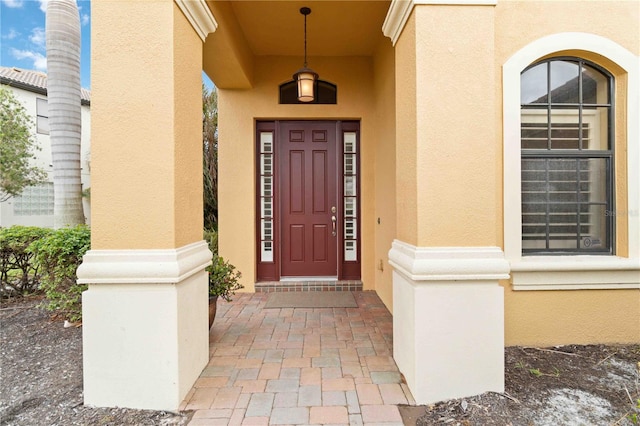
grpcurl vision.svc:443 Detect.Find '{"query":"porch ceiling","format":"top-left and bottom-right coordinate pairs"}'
top-left (202, 1), bottom-right (391, 88)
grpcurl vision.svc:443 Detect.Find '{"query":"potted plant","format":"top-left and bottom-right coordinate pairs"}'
top-left (207, 255), bottom-right (243, 328)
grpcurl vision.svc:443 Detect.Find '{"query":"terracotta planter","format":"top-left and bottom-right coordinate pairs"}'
top-left (208, 296), bottom-right (218, 329)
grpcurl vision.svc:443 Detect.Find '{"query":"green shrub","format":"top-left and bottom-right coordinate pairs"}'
top-left (207, 255), bottom-right (243, 302)
top-left (203, 228), bottom-right (242, 302)
top-left (0, 226), bottom-right (52, 297)
top-left (29, 225), bottom-right (90, 321)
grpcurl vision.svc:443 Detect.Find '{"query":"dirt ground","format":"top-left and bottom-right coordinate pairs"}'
top-left (402, 344), bottom-right (640, 426)
top-left (1, 297), bottom-right (639, 426)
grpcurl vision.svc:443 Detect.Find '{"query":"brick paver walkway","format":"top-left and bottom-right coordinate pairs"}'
top-left (180, 291), bottom-right (414, 425)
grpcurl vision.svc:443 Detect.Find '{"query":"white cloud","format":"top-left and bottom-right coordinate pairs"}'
top-left (2, 28), bottom-right (20, 40)
top-left (1, 0), bottom-right (24, 8)
top-left (10, 48), bottom-right (47, 71)
top-left (29, 27), bottom-right (46, 49)
top-left (38, 0), bottom-right (47, 13)
top-left (81, 13), bottom-right (89, 26)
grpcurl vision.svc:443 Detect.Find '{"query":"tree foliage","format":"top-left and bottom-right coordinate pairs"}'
top-left (203, 84), bottom-right (218, 230)
top-left (0, 87), bottom-right (46, 202)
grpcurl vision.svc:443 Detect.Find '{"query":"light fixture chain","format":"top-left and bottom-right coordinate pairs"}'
top-left (303, 12), bottom-right (308, 67)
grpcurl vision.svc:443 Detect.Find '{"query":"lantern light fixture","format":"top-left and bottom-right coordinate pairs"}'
top-left (292, 7), bottom-right (318, 102)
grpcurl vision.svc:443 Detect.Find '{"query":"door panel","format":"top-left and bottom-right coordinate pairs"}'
top-left (280, 121), bottom-right (338, 277)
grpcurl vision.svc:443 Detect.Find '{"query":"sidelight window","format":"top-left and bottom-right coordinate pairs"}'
top-left (259, 131), bottom-right (274, 262)
top-left (343, 131), bottom-right (358, 261)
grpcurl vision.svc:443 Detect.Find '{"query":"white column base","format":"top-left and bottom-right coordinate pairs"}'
top-left (77, 241), bottom-right (212, 410)
top-left (388, 240), bottom-right (509, 404)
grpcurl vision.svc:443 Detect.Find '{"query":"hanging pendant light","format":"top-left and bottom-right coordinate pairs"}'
top-left (292, 7), bottom-right (318, 102)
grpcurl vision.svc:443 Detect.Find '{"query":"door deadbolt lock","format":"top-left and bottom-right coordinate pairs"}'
top-left (331, 206), bottom-right (337, 213)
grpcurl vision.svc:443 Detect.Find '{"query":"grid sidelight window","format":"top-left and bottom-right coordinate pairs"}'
top-left (520, 58), bottom-right (613, 254)
top-left (343, 132), bottom-right (358, 261)
top-left (259, 132), bottom-right (274, 262)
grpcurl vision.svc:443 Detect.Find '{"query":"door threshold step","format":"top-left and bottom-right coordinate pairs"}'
top-left (255, 280), bottom-right (362, 293)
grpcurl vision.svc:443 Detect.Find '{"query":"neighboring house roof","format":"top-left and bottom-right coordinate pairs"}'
top-left (0, 66), bottom-right (91, 105)
top-left (531, 74), bottom-right (597, 104)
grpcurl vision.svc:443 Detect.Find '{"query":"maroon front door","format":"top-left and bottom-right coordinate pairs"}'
top-left (280, 121), bottom-right (338, 277)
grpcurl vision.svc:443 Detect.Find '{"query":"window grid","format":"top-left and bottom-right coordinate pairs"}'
top-left (259, 132), bottom-right (274, 262)
top-left (520, 58), bottom-right (613, 254)
top-left (343, 132), bottom-right (358, 261)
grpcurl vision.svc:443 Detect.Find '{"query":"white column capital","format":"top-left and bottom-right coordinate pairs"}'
top-left (388, 240), bottom-right (510, 282)
top-left (77, 240), bottom-right (212, 284)
top-left (175, 0), bottom-right (217, 42)
top-left (383, 0), bottom-right (497, 45)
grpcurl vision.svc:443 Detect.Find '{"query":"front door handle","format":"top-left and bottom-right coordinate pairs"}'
top-left (331, 215), bottom-right (337, 236)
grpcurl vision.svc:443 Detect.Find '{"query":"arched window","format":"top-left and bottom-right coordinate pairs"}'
top-left (279, 79), bottom-right (337, 104)
top-left (520, 58), bottom-right (613, 254)
top-left (502, 33), bottom-right (639, 290)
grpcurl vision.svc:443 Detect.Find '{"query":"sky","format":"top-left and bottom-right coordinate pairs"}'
top-left (1, 0), bottom-right (92, 88)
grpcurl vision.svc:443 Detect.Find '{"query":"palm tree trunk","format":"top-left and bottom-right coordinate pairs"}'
top-left (46, 0), bottom-right (85, 228)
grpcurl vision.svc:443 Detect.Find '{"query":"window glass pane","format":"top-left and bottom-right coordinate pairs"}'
top-left (344, 154), bottom-right (356, 175)
top-left (260, 132), bottom-right (273, 153)
top-left (521, 110), bottom-right (548, 149)
top-left (580, 158), bottom-right (608, 204)
top-left (521, 63), bottom-right (548, 105)
top-left (550, 61), bottom-right (580, 104)
top-left (344, 218), bottom-right (357, 240)
top-left (582, 107), bottom-right (609, 150)
top-left (344, 132), bottom-right (356, 153)
top-left (261, 241), bottom-right (273, 262)
top-left (581, 65), bottom-right (609, 105)
top-left (549, 112), bottom-right (582, 149)
top-left (261, 198), bottom-right (272, 218)
top-left (580, 204), bottom-right (607, 249)
top-left (344, 241), bottom-right (357, 261)
top-left (261, 154), bottom-right (272, 175)
top-left (521, 157), bottom-right (610, 253)
top-left (261, 176), bottom-right (272, 197)
top-left (345, 176), bottom-right (357, 196)
top-left (344, 197), bottom-right (356, 217)
top-left (261, 220), bottom-right (272, 240)
top-left (37, 98), bottom-right (48, 116)
top-left (37, 116), bottom-right (49, 134)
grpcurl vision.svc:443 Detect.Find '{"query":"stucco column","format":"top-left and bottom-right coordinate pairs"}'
top-left (76, 1), bottom-right (213, 410)
top-left (386, 1), bottom-right (508, 404)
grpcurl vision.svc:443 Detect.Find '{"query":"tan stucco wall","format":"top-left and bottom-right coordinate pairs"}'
top-left (394, 6), bottom-right (501, 248)
top-left (394, 16), bottom-right (418, 245)
top-left (493, 0), bottom-right (640, 345)
top-left (91, 1), bottom-right (202, 249)
top-left (218, 54), bottom-right (397, 298)
top-left (505, 289), bottom-right (640, 346)
top-left (413, 5), bottom-right (499, 248)
top-left (373, 41), bottom-right (397, 311)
